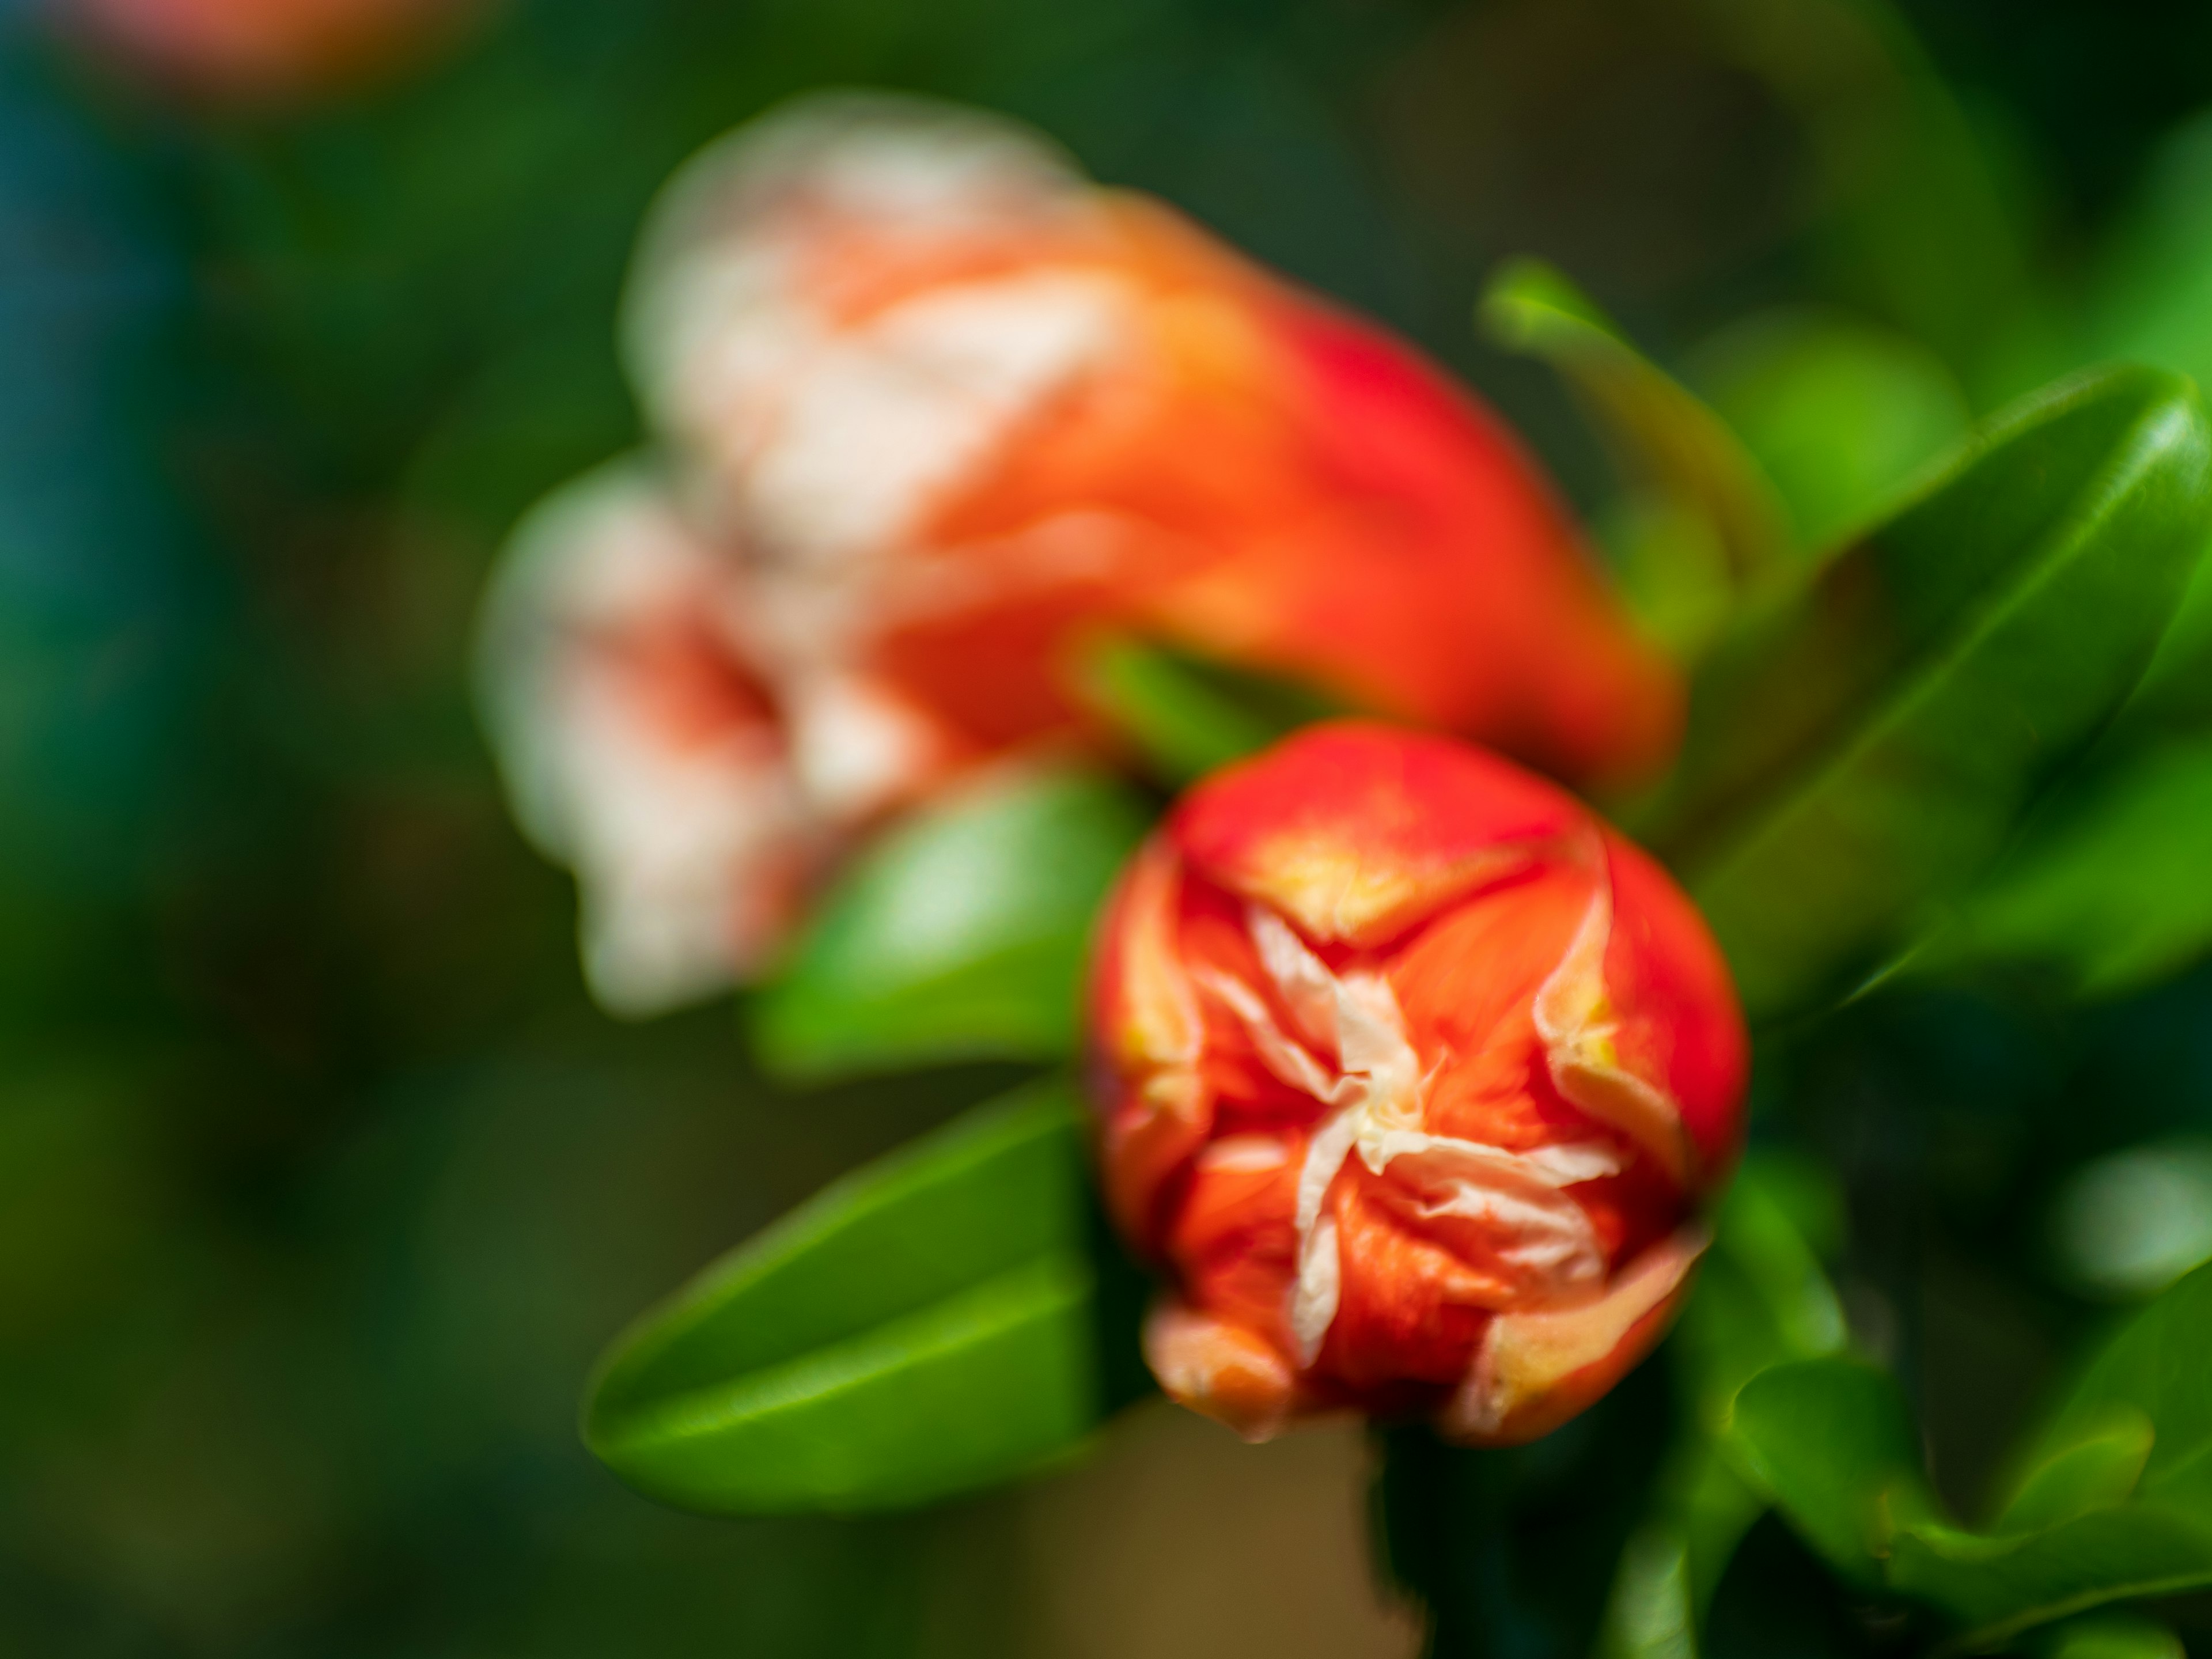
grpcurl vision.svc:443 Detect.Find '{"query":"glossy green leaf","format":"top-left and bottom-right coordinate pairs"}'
top-left (1725, 1357), bottom-right (1936, 1588)
top-left (1889, 1507), bottom-right (2212, 1654)
top-left (1481, 258), bottom-right (1790, 654)
top-left (750, 763), bottom-right (1150, 1081)
top-left (583, 1080), bottom-right (1101, 1513)
top-left (1641, 365), bottom-right (2212, 1021)
top-left (1941, 737), bottom-right (2212, 997)
top-left (1727, 1270), bottom-right (2212, 1649)
top-left (1071, 632), bottom-right (1347, 785)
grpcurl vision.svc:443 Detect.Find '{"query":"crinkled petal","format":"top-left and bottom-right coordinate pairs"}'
top-left (1441, 1227), bottom-right (1708, 1447)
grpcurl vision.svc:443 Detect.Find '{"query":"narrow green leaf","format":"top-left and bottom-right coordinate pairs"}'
top-left (750, 763), bottom-right (1150, 1081)
top-left (1482, 261), bottom-right (1787, 584)
top-left (1482, 257), bottom-right (1792, 639)
top-left (1892, 1507), bottom-right (2212, 1655)
top-left (1641, 365), bottom-right (2212, 1021)
top-left (1070, 632), bottom-right (1347, 785)
top-left (584, 1080), bottom-right (1103, 1513)
top-left (1725, 1357), bottom-right (1937, 1587)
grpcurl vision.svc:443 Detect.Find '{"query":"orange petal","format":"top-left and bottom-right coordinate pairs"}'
top-left (1530, 849), bottom-right (1697, 1190)
top-left (1143, 1300), bottom-right (1300, 1442)
top-left (1170, 722), bottom-right (1587, 948)
top-left (1438, 1226), bottom-right (1707, 1447)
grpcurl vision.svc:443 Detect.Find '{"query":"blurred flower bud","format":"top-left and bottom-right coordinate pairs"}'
top-left (481, 93), bottom-right (1680, 1016)
top-left (1087, 722), bottom-right (1747, 1444)
top-left (623, 92), bottom-right (1679, 786)
top-left (62, 0), bottom-right (476, 101)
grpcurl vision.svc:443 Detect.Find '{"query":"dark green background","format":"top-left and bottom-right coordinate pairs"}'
top-left (7, 0), bottom-right (2212, 1652)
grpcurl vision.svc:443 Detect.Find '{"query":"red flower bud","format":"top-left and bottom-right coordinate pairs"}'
top-left (1087, 722), bottom-right (1747, 1444)
top-left (629, 93), bottom-right (1679, 787)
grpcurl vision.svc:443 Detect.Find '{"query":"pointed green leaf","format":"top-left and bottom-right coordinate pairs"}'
top-left (583, 1080), bottom-right (1102, 1513)
top-left (1482, 257), bottom-right (1791, 654)
top-left (750, 763), bottom-right (1150, 1081)
top-left (1725, 1357), bottom-right (1937, 1588)
top-left (1641, 365), bottom-right (2212, 1021)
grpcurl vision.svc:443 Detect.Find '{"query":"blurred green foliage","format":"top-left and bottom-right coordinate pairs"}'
top-left (16, 0), bottom-right (2212, 1654)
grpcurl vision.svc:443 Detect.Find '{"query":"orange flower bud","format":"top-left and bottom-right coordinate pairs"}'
top-left (626, 93), bottom-right (1680, 787)
top-left (1087, 722), bottom-right (1747, 1444)
top-left (483, 95), bottom-right (1680, 1016)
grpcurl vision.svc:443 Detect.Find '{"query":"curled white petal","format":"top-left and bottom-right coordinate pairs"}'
top-left (474, 462), bottom-right (806, 1016)
top-left (1211, 902), bottom-right (1630, 1364)
top-left (622, 92), bottom-right (1137, 569)
top-left (1291, 1214), bottom-right (1342, 1366)
top-left (1248, 903), bottom-right (1340, 1053)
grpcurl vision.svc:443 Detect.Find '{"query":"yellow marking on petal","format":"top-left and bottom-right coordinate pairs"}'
top-left (1234, 838), bottom-right (1539, 948)
top-left (1532, 858), bottom-right (1694, 1187)
top-left (1442, 1226), bottom-right (1708, 1444)
top-left (1123, 844), bottom-right (1212, 1119)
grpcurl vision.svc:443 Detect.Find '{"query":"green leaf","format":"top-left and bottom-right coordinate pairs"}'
top-left (1725, 1357), bottom-right (1937, 1588)
top-left (1070, 632), bottom-right (1347, 785)
top-left (1940, 736), bottom-right (2212, 997)
top-left (1689, 308), bottom-right (1969, 555)
top-left (2048, 1138), bottom-right (2212, 1302)
top-left (1640, 365), bottom-right (2212, 1021)
top-left (1724, 1272), bottom-right (2212, 1649)
top-left (1994, 1406), bottom-right (2153, 1536)
top-left (583, 1080), bottom-right (1102, 1513)
top-left (1596, 1525), bottom-right (1698, 1659)
top-left (2023, 1258), bottom-right (2212, 1519)
top-left (2029, 1611), bottom-right (2187, 1659)
top-left (1603, 1155), bottom-right (1847, 1637)
top-left (1890, 1507), bottom-right (2212, 1654)
top-left (1682, 1156), bottom-right (1850, 1420)
top-left (1481, 258), bottom-right (1791, 654)
top-left (749, 763), bottom-right (1150, 1081)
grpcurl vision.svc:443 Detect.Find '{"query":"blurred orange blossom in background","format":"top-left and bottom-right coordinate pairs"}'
top-left (477, 94), bottom-right (1681, 1016)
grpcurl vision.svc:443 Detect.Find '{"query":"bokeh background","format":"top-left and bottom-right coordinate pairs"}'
top-left (12, 0), bottom-right (2212, 1653)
